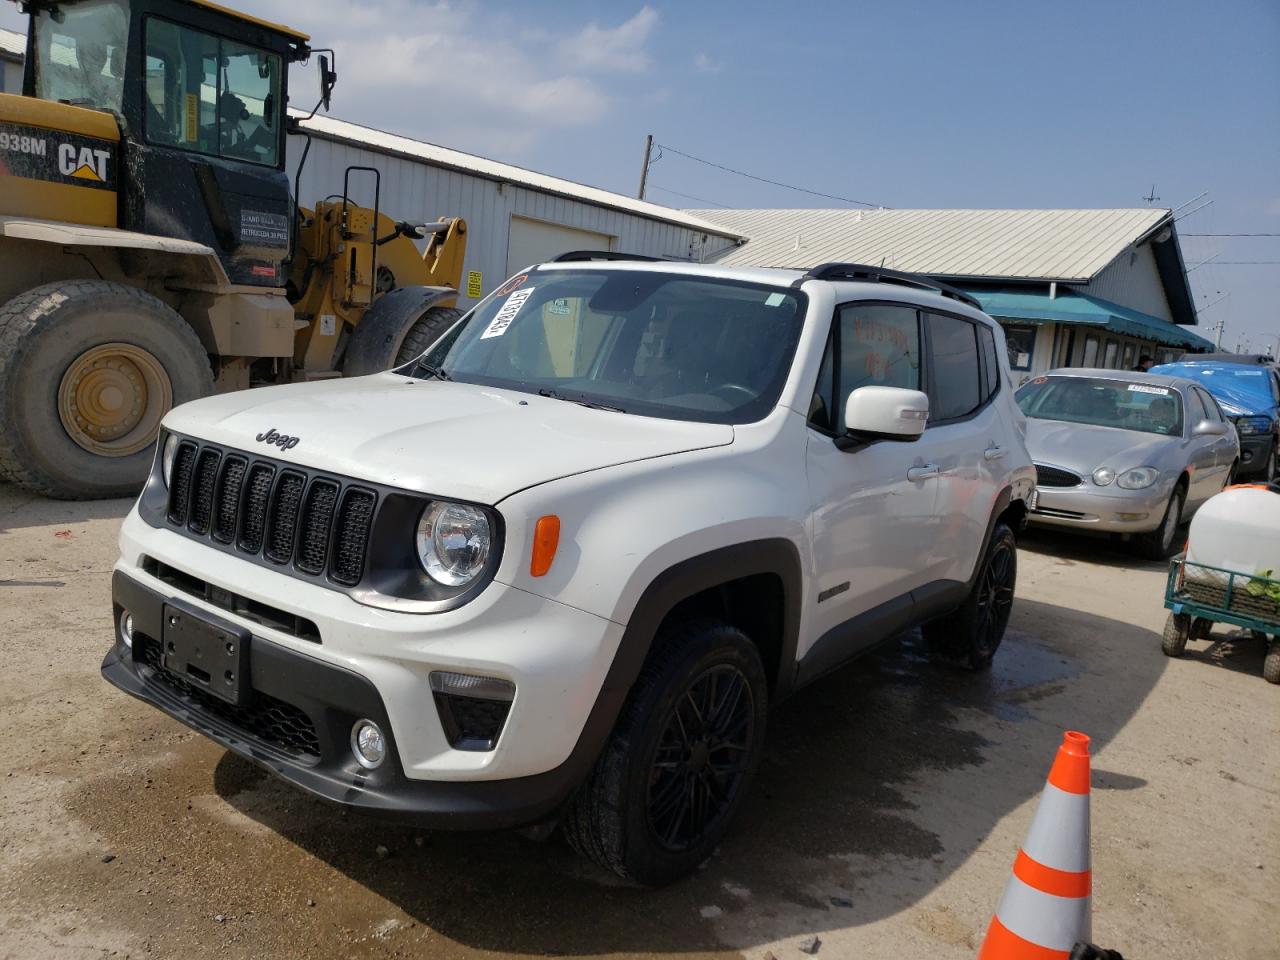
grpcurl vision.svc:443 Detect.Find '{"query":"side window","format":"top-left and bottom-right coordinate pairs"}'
top-left (978, 324), bottom-right (1001, 401)
top-left (1122, 343), bottom-right (1136, 369)
top-left (926, 313), bottom-right (982, 421)
top-left (1185, 387), bottom-right (1208, 424)
top-left (1103, 340), bottom-right (1120, 369)
top-left (810, 303), bottom-right (921, 431)
top-left (808, 335), bottom-right (836, 431)
top-left (143, 18), bottom-right (281, 166)
top-left (1195, 388), bottom-right (1222, 423)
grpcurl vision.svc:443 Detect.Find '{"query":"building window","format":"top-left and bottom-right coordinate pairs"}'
top-left (1003, 324), bottom-right (1036, 371)
top-left (1103, 339), bottom-right (1120, 369)
top-left (1122, 343), bottom-right (1136, 370)
top-left (1082, 334), bottom-right (1100, 367)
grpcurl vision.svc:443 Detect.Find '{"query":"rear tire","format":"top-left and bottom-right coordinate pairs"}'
top-left (394, 306), bottom-right (463, 366)
top-left (1162, 612), bottom-right (1190, 657)
top-left (0, 281), bottom-right (213, 499)
top-left (563, 619), bottom-right (768, 886)
top-left (1136, 487), bottom-right (1184, 561)
top-left (924, 522), bottom-right (1017, 671)
top-left (1264, 640), bottom-right (1280, 685)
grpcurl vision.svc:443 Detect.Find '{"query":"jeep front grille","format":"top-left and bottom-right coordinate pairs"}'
top-left (164, 441), bottom-right (377, 586)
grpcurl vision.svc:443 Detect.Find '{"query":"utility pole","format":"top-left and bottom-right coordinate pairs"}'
top-left (637, 134), bottom-right (653, 200)
top-left (1143, 184), bottom-right (1160, 205)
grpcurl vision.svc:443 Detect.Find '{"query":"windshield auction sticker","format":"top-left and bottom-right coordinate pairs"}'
top-left (481, 287), bottom-right (536, 339)
top-left (1127, 384), bottom-right (1170, 395)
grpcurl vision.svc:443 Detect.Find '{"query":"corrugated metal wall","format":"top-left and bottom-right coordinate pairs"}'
top-left (287, 134), bottom-right (735, 309)
top-left (1, 58), bottom-right (21, 93)
top-left (1087, 244), bottom-right (1174, 322)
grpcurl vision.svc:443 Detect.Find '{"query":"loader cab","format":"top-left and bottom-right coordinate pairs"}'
top-left (22, 0), bottom-right (309, 286)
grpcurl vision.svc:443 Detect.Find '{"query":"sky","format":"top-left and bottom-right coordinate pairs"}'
top-left (3, 0), bottom-right (1277, 349)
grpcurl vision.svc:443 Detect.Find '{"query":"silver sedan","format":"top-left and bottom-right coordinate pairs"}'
top-left (1015, 368), bottom-right (1240, 558)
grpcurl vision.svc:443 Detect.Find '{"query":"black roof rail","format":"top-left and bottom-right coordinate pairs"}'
top-left (549, 251), bottom-right (661, 263)
top-left (800, 262), bottom-right (982, 310)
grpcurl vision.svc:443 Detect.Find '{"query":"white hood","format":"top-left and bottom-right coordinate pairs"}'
top-left (163, 374), bottom-right (735, 504)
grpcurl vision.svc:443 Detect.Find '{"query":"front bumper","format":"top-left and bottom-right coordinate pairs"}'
top-left (1236, 432), bottom-right (1275, 478)
top-left (104, 571), bottom-right (604, 828)
top-left (1027, 482), bottom-right (1171, 534)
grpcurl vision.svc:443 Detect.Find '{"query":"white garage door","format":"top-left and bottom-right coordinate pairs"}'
top-left (506, 216), bottom-right (614, 274)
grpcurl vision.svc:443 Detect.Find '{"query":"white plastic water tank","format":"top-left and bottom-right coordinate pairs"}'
top-left (1185, 486), bottom-right (1280, 577)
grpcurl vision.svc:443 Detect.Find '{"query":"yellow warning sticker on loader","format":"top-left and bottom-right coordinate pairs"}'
top-left (466, 270), bottom-right (483, 298)
top-left (184, 94), bottom-right (198, 143)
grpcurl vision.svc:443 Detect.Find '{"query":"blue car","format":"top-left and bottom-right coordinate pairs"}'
top-left (1150, 355), bottom-right (1280, 481)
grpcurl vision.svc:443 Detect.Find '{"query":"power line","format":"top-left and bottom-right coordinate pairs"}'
top-left (1183, 233), bottom-right (1280, 237)
top-left (1201, 261), bottom-right (1280, 265)
top-left (646, 183), bottom-right (731, 208)
top-left (653, 143), bottom-right (887, 208)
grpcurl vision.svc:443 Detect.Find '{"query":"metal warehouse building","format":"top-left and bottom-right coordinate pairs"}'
top-left (289, 113), bottom-right (741, 309)
top-left (694, 207), bottom-right (1215, 384)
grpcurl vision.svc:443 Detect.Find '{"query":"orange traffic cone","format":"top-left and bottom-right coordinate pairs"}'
top-left (977, 731), bottom-right (1092, 959)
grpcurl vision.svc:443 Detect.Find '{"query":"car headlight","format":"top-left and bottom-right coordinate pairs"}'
top-left (161, 433), bottom-right (179, 488)
top-left (1092, 467), bottom-right (1115, 486)
top-left (1236, 416), bottom-right (1271, 436)
top-left (1117, 466), bottom-right (1160, 490)
top-left (415, 501), bottom-right (492, 586)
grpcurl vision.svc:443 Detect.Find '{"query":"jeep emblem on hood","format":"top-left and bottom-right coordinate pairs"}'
top-left (256, 427), bottom-right (300, 450)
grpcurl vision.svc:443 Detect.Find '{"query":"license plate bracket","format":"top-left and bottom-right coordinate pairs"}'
top-left (161, 603), bottom-right (251, 706)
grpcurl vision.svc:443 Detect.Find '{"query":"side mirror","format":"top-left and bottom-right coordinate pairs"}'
top-left (319, 55), bottom-right (337, 111)
top-left (1192, 419), bottom-right (1231, 437)
top-left (840, 386), bottom-right (929, 445)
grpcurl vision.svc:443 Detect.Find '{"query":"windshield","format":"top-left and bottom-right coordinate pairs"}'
top-left (32, 0), bottom-right (129, 113)
top-left (411, 269), bottom-right (807, 424)
top-left (1016, 376), bottom-right (1183, 436)
top-left (1150, 363), bottom-right (1277, 412)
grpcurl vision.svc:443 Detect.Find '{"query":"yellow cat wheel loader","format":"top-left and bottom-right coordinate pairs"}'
top-left (0, 0), bottom-right (467, 499)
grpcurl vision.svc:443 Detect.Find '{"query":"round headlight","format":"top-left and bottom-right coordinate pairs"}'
top-left (1117, 466), bottom-right (1160, 490)
top-left (1092, 467), bottom-right (1115, 486)
top-left (416, 501), bottom-right (492, 586)
top-left (161, 434), bottom-right (179, 488)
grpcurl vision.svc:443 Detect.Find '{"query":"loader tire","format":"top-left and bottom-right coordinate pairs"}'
top-left (0, 281), bottom-right (213, 500)
top-left (394, 306), bottom-right (463, 366)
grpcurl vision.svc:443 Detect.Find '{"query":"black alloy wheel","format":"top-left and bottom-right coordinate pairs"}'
top-left (974, 537), bottom-right (1017, 661)
top-left (646, 664), bottom-right (755, 852)
top-left (924, 521), bottom-right (1018, 670)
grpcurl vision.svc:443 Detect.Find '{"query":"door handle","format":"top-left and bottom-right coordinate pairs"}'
top-left (984, 446), bottom-right (1007, 461)
top-left (907, 464), bottom-right (940, 482)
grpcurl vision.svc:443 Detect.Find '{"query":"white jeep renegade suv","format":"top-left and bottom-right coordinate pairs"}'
top-left (104, 256), bottom-right (1034, 884)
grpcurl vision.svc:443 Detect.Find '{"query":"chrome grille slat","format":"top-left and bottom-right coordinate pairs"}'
top-left (1034, 463), bottom-right (1084, 488)
top-left (163, 443), bottom-right (376, 587)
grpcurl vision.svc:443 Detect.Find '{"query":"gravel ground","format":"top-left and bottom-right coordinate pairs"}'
top-left (0, 482), bottom-right (1275, 960)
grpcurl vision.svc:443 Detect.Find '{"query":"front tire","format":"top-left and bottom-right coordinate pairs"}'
top-left (1136, 487), bottom-right (1185, 561)
top-left (924, 521), bottom-right (1017, 671)
top-left (563, 620), bottom-right (768, 885)
top-left (0, 281), bottom-right (213, 499)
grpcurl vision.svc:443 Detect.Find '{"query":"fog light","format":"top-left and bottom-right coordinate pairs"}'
top-left (1115, 512), bottom-right (1149, 521)
top-left (350, 719), bottom-right (386, 770)
top-left (118, 609), bottom-right (134, 648)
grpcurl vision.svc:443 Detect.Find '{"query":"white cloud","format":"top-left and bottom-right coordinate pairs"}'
top-left (250, 0), bottom-right (652, 154)
top-left (556, 6), bottom-right (658, 73)
top-left (692, 52), bottom-right (723, 74)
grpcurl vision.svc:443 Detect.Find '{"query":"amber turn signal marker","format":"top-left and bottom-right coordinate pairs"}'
top-left (530, 515), bottom-right (560, 577)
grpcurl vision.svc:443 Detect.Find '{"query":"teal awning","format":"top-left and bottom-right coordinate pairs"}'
top-left (964, 288), bottom-right (1215, 351)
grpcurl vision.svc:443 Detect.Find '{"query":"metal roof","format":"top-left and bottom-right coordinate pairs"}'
top-left (297, 113), bottom-right (742, 238)
top-left (691, 207), bottom-right (1173, 282)
top-left (0, 28), bottom-right (23, 60)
